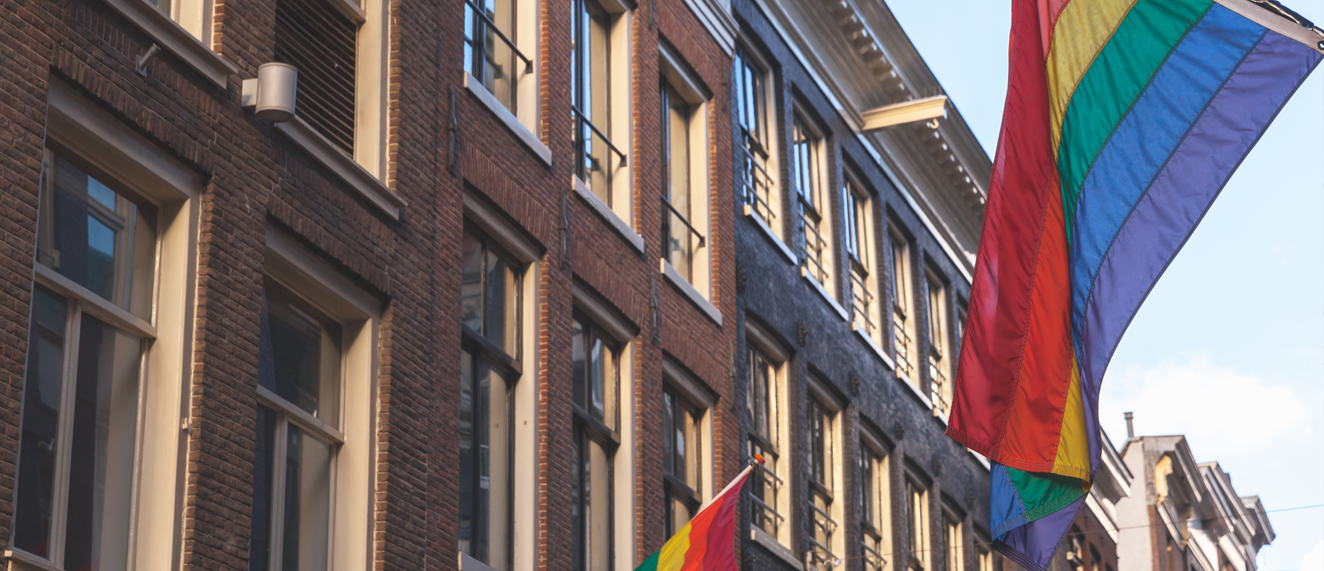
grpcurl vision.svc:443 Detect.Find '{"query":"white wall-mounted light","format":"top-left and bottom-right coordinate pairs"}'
top-left (860, 95), bottom-right (948, 132)
top-left (241, 63), bottom-right (298, 122)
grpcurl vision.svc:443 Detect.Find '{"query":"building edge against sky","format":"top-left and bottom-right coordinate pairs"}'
top-left (0, 0), bottom-right (1278, 568)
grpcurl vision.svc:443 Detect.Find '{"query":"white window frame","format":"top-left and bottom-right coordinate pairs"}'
top-left (274, 0), bottom-right (406, 219)
top-left (458, 193), bottom-right (542, 571)
top-left (570, 285), bottom-right (636, 571)
top-left (888, 223), bottom-right (917, 384)
top-left (792, 108), bottom-right (831, 296)
top-left (859, 428), bottom-right (892, 571)
top-left (571, 0), bottom-right (634, 235)
top-left (661, 360), bottom-right (717, 532)
top-left (844, 170), bottom-right (880, 345)
top-left (745, 319), bottom-right (794, 554)
top-left (942, 505), bottom-right (964, 571)
top-left (906, 475), bottom-right (931, 571)
top-left (261, 228), bottom-right (381, 571)
top-left (658, 45), bottom-right (714, 307)
top-left (462, 0), bottom-right (547, 163)
top-left (924, 268), bottom-right (951, 418)
top-left (7, 82), bottom-right (204, 571)
top-left (805, 376), bottom-right (843, 571)
top-left (734, 39), bottom-right (787, 253)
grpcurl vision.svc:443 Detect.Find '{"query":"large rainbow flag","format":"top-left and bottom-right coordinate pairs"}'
top-left (945, 0), bottom-right (1322, 567)
top-left (634, 464), bottom-right (752, 571)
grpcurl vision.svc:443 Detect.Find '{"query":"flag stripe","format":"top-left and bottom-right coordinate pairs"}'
top-left (1078, 31), bottom-right (1322, 387)
top-left (1069, 5), bottom-right (1266, 356)
top-left (1047, 0), bottom-right (1139, 155)
top-left (1056, 0), bottom-right (1212, 237)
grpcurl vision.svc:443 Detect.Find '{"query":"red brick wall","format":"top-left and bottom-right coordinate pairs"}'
top-left (0, 0), bottom-right (732, 568)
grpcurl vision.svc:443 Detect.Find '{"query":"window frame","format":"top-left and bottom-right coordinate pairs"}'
top-left (572, 0), bottom-right (634, 228)
top-left (569, 285), bottom-right (636, 571)
top-left (792, 110), bottom-right (831, 293)
top-left (459, 193), bottom-right (543, 571)
top-left (888, 223), bottom-right (917, 382)
top-left (658, 46), bottom-right (713, 300)
top-left (859, 427), bottom-right (892, 571)
top-left (457, 223), bottom-right (527, 570)
top-left (924, 267), bottom-right (952, 417)
top-left (734, 41), bottom-right (782, 242)
top-left (844, 171), bottom-right (880, 343)
top-left (906, 475), bottom-right (931, 571)
top-left (256, 228), bottom-right (382, 571)
top-left (942, 505), bottom-right (965, 571)
top-left (8, 83), bottom-right (204, 571)
top-left (805, 377), bottom-right (843, 570)
top-left (744, 319), bottom-right (792, 550)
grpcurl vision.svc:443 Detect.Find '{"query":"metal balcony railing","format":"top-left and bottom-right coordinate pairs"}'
top-left (802, 202), bottom-right (829, 285)
top-left (463, 0), bottom-right (533, 78)
top-left (850, 265), bottom-right (877, 340)
top-left (741, 130), bottom-right (776, 223)
top-left (892, 306), bottom-right (915, 379)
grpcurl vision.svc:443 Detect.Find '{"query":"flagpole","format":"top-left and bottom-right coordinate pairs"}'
top-left (693, 456), bottom-right (761, 514)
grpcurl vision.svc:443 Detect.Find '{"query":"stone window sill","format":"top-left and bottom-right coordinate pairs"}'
top-left (743, 208), bottom-right (796, 265)
top-left (854, 327), bottom-right (896, 371)
top-left (661, 259), bottom-right (721, 326)
top-left (464, 72), bottom-right (552, 166)
top-left (750, 527), bottom-right (804, 571)
top-left (101, 0), bottom-right (237, 87)
top-left (275, 116), bottom-right (407, 219)
top-left (458, 553), bottom-right (498, 571)
top-left (5, 550), bottom-right (62, 571)
top-left (801, 268), bottom-right (846, 321)
top-left (573, 176), bottom-right (644, 254)
top-left (969, 448), bottom-right (991, 471)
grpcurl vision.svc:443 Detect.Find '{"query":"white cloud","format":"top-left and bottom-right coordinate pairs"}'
top-left (1300, 539), bottom-right (1324, 571)
top-left (1099, 354), bottom-right (1309, 450)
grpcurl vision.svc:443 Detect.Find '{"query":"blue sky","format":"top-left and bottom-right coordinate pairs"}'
top-left (885, 1), bottom-right (1324, 569)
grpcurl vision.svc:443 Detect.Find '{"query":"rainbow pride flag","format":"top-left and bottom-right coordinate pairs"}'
top-left (946, 0), bottom-right (1321, 567)
top-left (634, 465), bottom-right (752, 571)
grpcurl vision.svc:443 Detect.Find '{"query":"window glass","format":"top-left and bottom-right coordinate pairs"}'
top-left (464, 0), bottom-right (521, 111)
top-left (860, 444), bottom-right (891, 571)
top-left (663, 388), bottom-right (702, 537)
top-left (734, 46), bottom-right (777, 230)
top-left (259, 280), bottom-right (343, 426)
top-left (808, 397), bottom-right (838, 569)
top-left (846, 178), bottom-right (878, 340)
top-left (746, 345), bottom-right (782, 540)
top-left (16, 149), bottom-right (157, 570)
top-left (944, 515), bottom-right (963, 571)
top-left (794, 115), bottom-right (830, 287)
top-left (280, 425), bottom-right (333, 571)
top-left (908, 481), bottom-right (930, 570)
top-left (890, 229), bottom-right (917, 380)
top-left (37, 153), bottom-right (156, 318)
top-left (662, 81), bottom-right (703, 282)
top-left (926, 274), bottom-right (951, 415)
top-left (573, 0), bottom-right (621, 204)
top-left (571, 314), bottom-right (620, 571)
top-left (461, 229), bottom-right (521, 355)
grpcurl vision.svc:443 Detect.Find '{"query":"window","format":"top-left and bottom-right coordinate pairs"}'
top-left (955, 299), bottom-right (968, 359)
top-left (860, 432), bottom-right (892, 571)
top-left (573, 0), bottom-right (630, 219)
top-left (660, 71), bottom-right (710, 291)
top-left (889, 226), bottom-right (917, 380)
top-left (944, 512), bottom-right (964, 571)
top-left (274, 0), bottom-right (390, 176)
top-left (571, 315), bottom-right (621, 571)
top-left (845, 174), bottom-right (879, 341)
top-left (793, 113), bottom-right (831, 289)
top-left (745, 323), bottom-right (789, 548)
top-left (251, 229), bottom-right (380, 571)
top-left (734, 45), bottom-right (780, 238)
top-left (907, 479), bottom-right (930, 570)
top-left (976, 542), bottom-right (994, 571)
top-left (251, 280), bottom-right (343, 571)
top-left (14, 150), bottom-right (158, 571)
top-left (458, 226), bottom-right (524, 570)
top-left (925, 271), bottom-right (951, 416)
top-left (663, 388), bottom-right (703, 537)
top-left (464, 0), bottom-right (531, 116)
top-left (807, 392), bottom-right (841, 570)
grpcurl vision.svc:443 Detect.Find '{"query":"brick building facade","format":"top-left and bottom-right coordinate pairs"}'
top-left (0, 0), bottom-right (1014, 568)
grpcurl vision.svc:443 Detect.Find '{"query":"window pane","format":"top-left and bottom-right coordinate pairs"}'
top-left (63, 314), bottom-right (141, 571)
top-left (667, 492), bottom-right (693, 538)
top-left (282, 425), bottom-right (332, 571)
top-left (662, 392), bottom-right (675, 476)
top-left (485, 248), bottom-right (519, 356)
top-left (250, 407), bottom-right (279, 571)
top-left (259, 283), bottom-right (342, 426)
top-left (14, 287), bottom-right (68, 557)
top-left (460, 349), bottom-right (514, 570)
top-left (39, 153), bottom-right (156, 318)
top-left (461, 232), bottom-right (484, 332)
top-left (682, 407), bottom-right (699, 491)
top-left (572, 319), bottom-right (587, 411)
top-left (465, 0), bottom-right (519, 111)
top-left (587, 437), bottom-right (612, 570)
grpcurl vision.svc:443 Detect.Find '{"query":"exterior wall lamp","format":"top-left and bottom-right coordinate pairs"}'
top-left (241, 63), bottom-right (298, 122)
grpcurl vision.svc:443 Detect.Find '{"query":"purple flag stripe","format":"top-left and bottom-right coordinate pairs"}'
top-left (1078, 31), bottom-right (1322, 395)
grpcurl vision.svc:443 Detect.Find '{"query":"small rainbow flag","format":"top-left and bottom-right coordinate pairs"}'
top-left (634, 464), bottom-right (753, 571)
top-left (946, 0), bottom-right (1321, 568)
